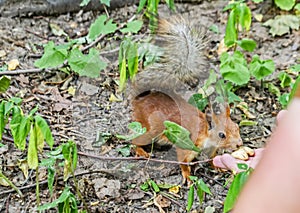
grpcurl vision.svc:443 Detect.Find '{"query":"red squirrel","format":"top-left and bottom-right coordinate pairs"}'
top-left (130, 17), bottom-right (242, 183)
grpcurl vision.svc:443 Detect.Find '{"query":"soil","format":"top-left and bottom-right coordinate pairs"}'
top-left (0, 1), bottom-right (299, 212)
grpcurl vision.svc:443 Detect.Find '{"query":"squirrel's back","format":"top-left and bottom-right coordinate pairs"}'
top-left (131, 16), bottom-right (208, 98)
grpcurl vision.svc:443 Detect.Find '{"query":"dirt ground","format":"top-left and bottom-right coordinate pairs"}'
top-left (0, 0), bottom-right (299, 212)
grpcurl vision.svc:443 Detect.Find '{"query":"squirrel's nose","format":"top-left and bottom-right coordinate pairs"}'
top-left (237, 138), bottom-right (243, 147)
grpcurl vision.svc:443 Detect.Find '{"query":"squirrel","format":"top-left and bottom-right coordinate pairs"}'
top-left (129, 16), bottom-right (243, 183)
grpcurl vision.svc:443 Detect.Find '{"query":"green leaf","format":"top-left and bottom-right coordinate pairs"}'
top-left (263, 15), bottom-right (300, 36)
top-left (10, 107), bottom-right (31, 150)
top-left (35, 115), bottom-right (54, 149)
top-left (117, 145), bottom-right (131, 157)
top-left (290, 64), bottom-right (300, 72)
top-left (88, 15), bottom-right (117, 41)
top-left (100, 0), bottom-right (110, 7)
top-left (80, 0), bottom-right (91, 6)
top-left (0, 76), bottom-right (10, 93)
top-left (34, 119), bottom-right (45, 153)
top-left (149, 179), bottom-right (160, 192)
top-left (140, 181), bottom-right (149, 191)
top-left (197, 179), bottom-right (212, 195)
top-left (0, 101), bottom-right (5, 140)
top-left (249, 55), bottom-right (275, 80)
top-left (34, 41), bottom-right (68, 69)
top-left (294, 3), bottom-right (300, 11)
top-left (278, 72), bottom-right (292, 88)
top-left (220, 51), bottom-right (250, 85)
top-left (196, 179), bottom-right (212, 205)
top-left (127, 42), bottom-right (138, 79)
top-left (267, 83), bottom-right (281, 97)
top-left (120, 20), bottom-right (143, 34)
top-left (239, 120), bottom-right (258, 126)
top-left (236, 39), bottom-right (257, 52)
top-left (223, 170), bottom-right (252, 213)
top-left (188, 94), bottom-right (209, 111)
top-left (116, 122), bottom-right (146, 141)
top-left (237, 3), bottom-right (252, 31)
top-left (47, 166), bottom-right (55, 196)
top-left (37, 186), bottom-right (71, 210)
top-left (279, 93), bottom-right (290, 108)
top-left (163, 121), bottom-right (201, 152)
top-left (137, 0), bottom-right (147, 13)
top-left (68, 48), bottom-right (107, 78)
top-left (186, 185), bottom-right (195, 211)
top-left (28, 125), bottom-right (39, 169)
top-left (289, 75), bottom-right (300, 105)
top-left (274, 0), bottom-right (295, 11)
top-left (225, 9), bottom-right (237, 47)
top-left (165, 0), bottom-right (175, 11)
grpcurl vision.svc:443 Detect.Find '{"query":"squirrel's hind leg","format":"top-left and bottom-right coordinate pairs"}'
top-left (132, 111), bottom-right (166, 157)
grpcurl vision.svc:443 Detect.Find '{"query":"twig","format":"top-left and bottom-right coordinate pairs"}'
top-left (77, 151), bottom-right (212, 166)
top-left (0, 68), bottom-right (45, 75)
top-left (0, 169), bottom-right (119, 196)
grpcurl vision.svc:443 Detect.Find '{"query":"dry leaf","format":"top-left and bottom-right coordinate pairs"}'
top-left (0, 50), bottom-right (6, 58)
top-left (7, 59), bottom-right (20, 70)
top-left (169, 185), bottom-right (180, 194)
top-left (68, 86), bottom-right (76, 96)
top-left (254, 14), bottom-right (263, 22)
top-left (217, 39), bottom-right (229, 55)
top-left (237, 102), bottom-right (256, 119)
top-left (17, 159), bottom-right (29, 179)
top-left (109, 93), bottom-right (122, 102)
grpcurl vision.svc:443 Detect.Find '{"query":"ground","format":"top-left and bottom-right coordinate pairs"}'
top-left (0, 0), bottom-right (299, 212)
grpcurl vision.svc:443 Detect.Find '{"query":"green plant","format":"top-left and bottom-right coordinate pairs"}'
top-left (223, 164), bottom-right (253, 213)
top-left (118, 39), bottom-right (139, 91)
top-left (0, 76), bottom-right (10, 94)
top-left (37, 140), bottom-right (84, 212)
top-left (163, 121), bottom-right (201, 153)
top-left (0, 97), bottom-right (54, 206)
top-left (221, 1), bottom-right (275, 87)
top-left (186, 176), bottom-right (212, 211)
top-left (34, 14), bottom-right (143, 79)
top-left (37, 186), bottom-right (79, 212)
top-left (223, 0), bottom-right (254, 50)
top-left (137, 0), bottom-right (175, 31)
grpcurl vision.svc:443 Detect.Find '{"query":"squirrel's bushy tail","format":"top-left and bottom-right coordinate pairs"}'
top-left (131, 16), bottom-right (208, 98)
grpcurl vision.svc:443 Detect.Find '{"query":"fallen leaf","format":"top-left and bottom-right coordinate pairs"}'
top-left (92, 178), bottom-right (121, 199)
top-left (237, 102), bottom-right (256, 119)
top-left (109, 93), bottom-right (122, 102)
top-left (17, 159), bottom-right (29, 179)
top-left (169, 185), bottom-right (180, 194)
top-left (254, 14), bottom-right (263, 22)
top-left (7, 59), bottom-right (20, 70)
top-left (217, 39), bottom-right (228, 55)
top-left (0, 50), bottom-right (6, 58)
top-left (67, 86), bottom-right (76, 96)
top-left (263, 15), bottom-right (300, 36)
top-left (155, 194), bottom-right (171, 208)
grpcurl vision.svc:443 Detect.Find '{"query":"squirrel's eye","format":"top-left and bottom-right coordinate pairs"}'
top-left (218, 132), bottom-right (226, 139)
